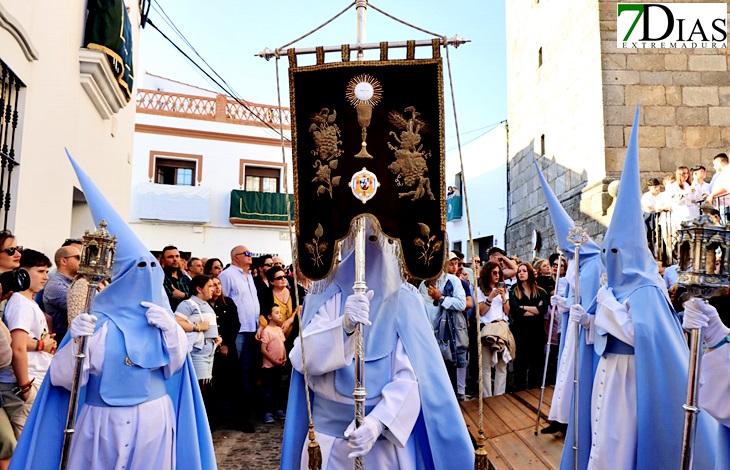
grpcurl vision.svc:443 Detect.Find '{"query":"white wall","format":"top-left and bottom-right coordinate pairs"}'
top-left (445, 122), bottom-right (508, 257)
top-left (0, 0), bottom-right (139, 258)
top-left (130, 77), bottom-right (295, 263)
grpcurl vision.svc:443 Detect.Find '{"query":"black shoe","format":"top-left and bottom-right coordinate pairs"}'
top-left (540, 421), bottom-right (564, 434)
top-left (236, 421), bottom-right (256, 433)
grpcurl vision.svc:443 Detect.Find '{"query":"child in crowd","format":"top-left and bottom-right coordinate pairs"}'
top-left (260, 305), bottom-right (287, 424)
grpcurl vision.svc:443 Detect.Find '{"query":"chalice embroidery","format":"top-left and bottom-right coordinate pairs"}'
top-left (346, 74), bottom-right (383, 159)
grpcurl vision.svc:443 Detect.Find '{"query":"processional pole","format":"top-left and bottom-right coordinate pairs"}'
top-left (567, 226), bottom-right (588, 470)
top-left (353, 3), bottom-right (368, 470)
top-left (60, 221), bottom-right (116, 470)
top-left (677, 212), bottom-right (730, 470)
top-left (534, 251), bottom-right (563, 435)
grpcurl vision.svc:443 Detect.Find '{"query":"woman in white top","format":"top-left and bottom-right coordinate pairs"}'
top-left (174, 274), bottom-right (222, 383)
top-left (477, 261), bottom-right (510, 397)
top-left (666, 166), bottom-right (693, 227)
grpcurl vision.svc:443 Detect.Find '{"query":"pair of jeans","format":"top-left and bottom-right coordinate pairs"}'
top-left (261, 366), bottom-right (283, 414)
top-left (236, 332), bottom-right (257, 419)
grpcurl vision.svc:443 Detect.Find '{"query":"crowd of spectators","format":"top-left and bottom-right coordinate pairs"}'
top-left (4, 207), bottom-right (722, 465)
top-left (418, 246), bottom-right (567, 402)
top-left (643, 154), bottom-right (730, 262)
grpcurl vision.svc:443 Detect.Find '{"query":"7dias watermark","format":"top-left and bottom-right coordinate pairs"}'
top-left (617, 3), bottom-right (727, 48)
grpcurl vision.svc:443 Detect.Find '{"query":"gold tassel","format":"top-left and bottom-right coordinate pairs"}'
top-left (307, 426), bottom-right (322, 470)
top-left (474, 432), bottom-right (489, 470)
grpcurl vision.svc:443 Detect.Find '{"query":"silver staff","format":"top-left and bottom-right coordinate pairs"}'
top-left (676, 213), bottom-right (730, 470)
top-left (352, 217), bottom-right (368, 470)
top-left (534, 252), bottom-right (564, 435)
top-left (353, 2), bottom-right (368, 469)
top-left (60, 221), bottom-right (117, 470)
top-left (567, 226), bottom-right (588, 470)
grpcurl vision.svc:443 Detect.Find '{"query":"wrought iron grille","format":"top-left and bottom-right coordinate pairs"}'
top-left (0, 59), bottom-right (23, 231)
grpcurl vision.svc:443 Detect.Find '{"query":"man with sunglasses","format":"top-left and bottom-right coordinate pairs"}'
top-left (42, 245), bottom-right (81, 343)
top-left (218, 245), bottom-right (259, 433)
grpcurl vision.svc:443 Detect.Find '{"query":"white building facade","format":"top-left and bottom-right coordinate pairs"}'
top-left (131, 74), bottom-right (295, 264)
top-left (0, 0), bottom-right (139, 256)
top-left (445, 122), bottom-right (508, 261)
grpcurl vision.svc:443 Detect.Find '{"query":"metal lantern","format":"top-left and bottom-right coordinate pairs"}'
top-left (676, 209), bottom-right (730, 470)
top-left (61, 220), bottom-right (117, 470)
top-left (676, 212), bottom-right (730, 299)
top-left (78, 219), bottom-right (117, 283)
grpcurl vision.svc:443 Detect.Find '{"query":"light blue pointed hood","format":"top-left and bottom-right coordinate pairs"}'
top-left (533, 158), bottom-right (601, 262)
top-left (66, 149), bottom-right (170, 369)
top-left (601, 108), bottom-right (665, 302)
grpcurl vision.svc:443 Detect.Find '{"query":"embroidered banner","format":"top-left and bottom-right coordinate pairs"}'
top-left (289, 57), bottom-right (446, 280)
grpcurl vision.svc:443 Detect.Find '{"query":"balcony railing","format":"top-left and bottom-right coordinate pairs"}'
top-left (136, 89), bottom-right (290, 128)
top-left (0, 60), bottom-right (23, 230)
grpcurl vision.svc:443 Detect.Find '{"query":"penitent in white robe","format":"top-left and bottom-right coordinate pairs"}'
top-left (548, 277), bottom-right (573, 424)
top-left (587, 292), bottom-right (637, 470)
top-left (289, 294), bottom-right (421, 470)
top-left (549, 319), bottom-right (576, 423)
top-left (50, 322), bottom-right (188, 470)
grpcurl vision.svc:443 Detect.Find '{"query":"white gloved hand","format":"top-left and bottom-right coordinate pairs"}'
top-left (569, 304), bottom-right (591, 327)
top-left (684, 298), bottom-right (730, 346)
top-left (343, 291), bottom-right (374, 334)
top-left (596, 286), bottom-right (615, 305)
top-left (141, 301), bottom-right (177, 334)
top-left (682, 298), bottom-right (709, 331)
top-left (550, 295), bottom-right (569, 311)
top-left (70, 313), bottom-right (97, 339)
top-left (344, 415), bottom-right (385, 458)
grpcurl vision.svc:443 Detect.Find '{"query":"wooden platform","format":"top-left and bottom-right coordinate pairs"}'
top-left (460, 386), bottom-right (565, 470)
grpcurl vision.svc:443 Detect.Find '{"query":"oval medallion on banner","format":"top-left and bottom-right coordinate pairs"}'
top-left (350, 167), bottom-right (380, 204)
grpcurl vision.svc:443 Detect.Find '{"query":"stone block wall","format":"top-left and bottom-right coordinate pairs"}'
top-left (599, 0), bottom-right (730, 181)
top-left (505, 0), bottom-right (730, 261)
top-left (505, 0), bottom-right (608, 260)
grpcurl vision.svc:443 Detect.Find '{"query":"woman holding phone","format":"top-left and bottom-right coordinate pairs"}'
top-left (477, 261), bottom-right (511, 397)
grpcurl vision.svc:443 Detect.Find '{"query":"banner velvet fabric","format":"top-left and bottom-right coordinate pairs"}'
top-left (289, 58), bottom-right (446, 281)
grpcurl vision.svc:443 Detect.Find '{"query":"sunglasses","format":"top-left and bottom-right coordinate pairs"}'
top-left (491, 270), bottom-right (500, 275)
top-left (273, 275), bottom-right (287, 281)
top-left (212, 265), bottom-right (223, 270)
top-left (1, 246), bottom-right (22, 256)
top-left (263, 263), bottom-right (273, 267)
top-left (235, 251), bottom-right (253, 257)
top-left (64, 255), bottom-right (81, 261)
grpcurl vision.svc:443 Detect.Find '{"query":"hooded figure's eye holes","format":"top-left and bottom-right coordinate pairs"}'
top-left (368, 235), bottom-right (378, 242)
top-left (151, 261), bottom-right (157, 268)
top-left (603, 248), bottom-right (606, 253)
top-left (137, 261), bottom-right (147, 268)
top-left (611, 248), bottom-right (618, 254)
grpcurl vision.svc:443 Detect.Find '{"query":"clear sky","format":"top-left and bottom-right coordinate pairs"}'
top-left (138, 0), bottom-right (507, 151)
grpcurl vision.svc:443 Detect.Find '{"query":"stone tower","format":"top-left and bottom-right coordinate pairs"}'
top-left (505, 0), bottom-right (730, 260)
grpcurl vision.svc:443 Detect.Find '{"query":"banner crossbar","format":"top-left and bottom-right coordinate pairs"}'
top-left (256, 36), bottom-right (468, 61)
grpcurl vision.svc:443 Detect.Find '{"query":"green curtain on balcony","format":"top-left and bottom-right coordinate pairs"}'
top-left (230, 190), bottom-right (294, 224)
top-left (84, 0), bottom-right (134, 101)
top-left (447, 195), bottom-right (462, 221)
